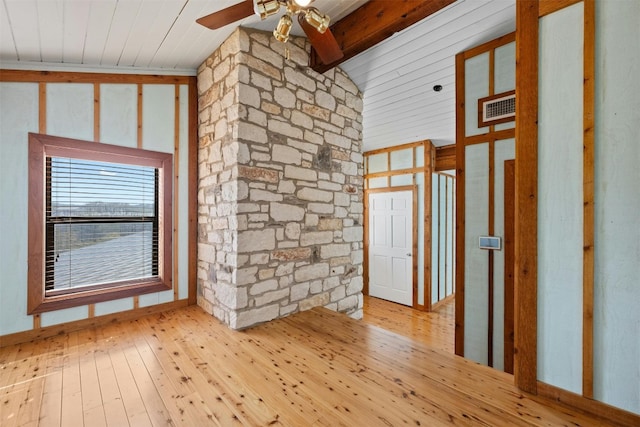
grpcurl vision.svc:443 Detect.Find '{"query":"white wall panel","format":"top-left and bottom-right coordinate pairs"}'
top-left (446, 176), bottom-right (454, 296)
top-left (438, 177), bottom-right (447, 299)
top-left (390, 148), bottom-right (413, 170)
top-left (94, 297), bottom-right (134, 317)
top-left (464, 53), bottom-right (490, 137)
top-left (41, 306), bottom-right (88, 327)
top-left (494, 41), bottom-right (516, 132)
top-left (100, 83), bottom-right (137, 147)
top-left (538, 3), bottom-right (584, 394)
top-left (464, 143), bottom-right (489, 364)
top-left (431, 174), bottom-right (439, 304)
top-left (46, 83), bottom-right (93, 141)
top-left (142, 84), bottom-right (175, 153)
top-left (492, 138), bottom-right (515, 372)
top-left (593, 0), bottom-right (640, 414)
top-left (0, 83), bottom-right (38, 335)
top-left (0, 80), bottom-right (191, 336)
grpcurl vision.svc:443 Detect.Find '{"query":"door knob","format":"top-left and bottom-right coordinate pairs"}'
top-left (406, 253), bottom-right (412, 257)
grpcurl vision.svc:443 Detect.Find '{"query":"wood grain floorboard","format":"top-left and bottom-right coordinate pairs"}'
top-left (0, 297), bottom-right (617, 426)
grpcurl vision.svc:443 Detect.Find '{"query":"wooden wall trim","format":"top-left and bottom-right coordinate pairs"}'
top-left (582, 0), bottom-right (596, 399)
top-left (537, 382), bottom-right (640, 427)
top-left (0, 69), bottom-right (192, 84)
top-left (435, 145), bottom-right (456, 172)
top-left (514, 0), bottom-right (539, 394)
top-left (503, 160), bottom-right (516, 374)
top-left (454, 51), bottom-right (466, 356)
top-left (93, 84), bottom-right (100, 141)
top-left (424, 141), bottom-right (434, 311)
top-left (0, 300), bottom-right (189, 348)
top-left (363, 140), bottom-right (426, 156)
top-left (459, 32), bottom-right (515, 60)
top-left (174, 84), bottom-right (181, 302)
top-left (539, 0), bottom-right (583, 17)
top-left (188, 77), bottom-right (198, 305)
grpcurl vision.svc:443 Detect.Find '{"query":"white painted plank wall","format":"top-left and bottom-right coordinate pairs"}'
top-left (537, 2), bottom-right (584, 395)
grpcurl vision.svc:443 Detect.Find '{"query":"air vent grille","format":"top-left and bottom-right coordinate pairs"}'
top-left (478, 90), bottom-right (515, 127)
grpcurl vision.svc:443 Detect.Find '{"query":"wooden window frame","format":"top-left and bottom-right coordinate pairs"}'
top-left (27, 133), bottom-right (173, 314)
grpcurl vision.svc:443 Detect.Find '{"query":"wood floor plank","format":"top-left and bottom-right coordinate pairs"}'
top-left (0, 297), bottom-right (622, 426)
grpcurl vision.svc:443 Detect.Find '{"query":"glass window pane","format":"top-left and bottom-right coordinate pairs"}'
top-left (368, 177), bottom-right (388, 188)
top-left (391, 174), bottom-right (413, 186)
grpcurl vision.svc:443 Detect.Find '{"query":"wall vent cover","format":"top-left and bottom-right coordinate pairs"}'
top-left (478, 90), bottom-right (515, 127)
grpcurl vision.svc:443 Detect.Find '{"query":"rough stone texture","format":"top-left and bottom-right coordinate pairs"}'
top-left (198, 27), bottom-right (363, 330)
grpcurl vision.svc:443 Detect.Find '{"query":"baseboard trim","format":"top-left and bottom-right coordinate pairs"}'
top-left (537, 381), bottom-right (640, 427)
top-left (0, 299), bottom-right (190, 348)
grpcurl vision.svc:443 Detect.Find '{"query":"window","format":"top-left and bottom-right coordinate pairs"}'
top-left (28, 133), bottom-right (173, 314)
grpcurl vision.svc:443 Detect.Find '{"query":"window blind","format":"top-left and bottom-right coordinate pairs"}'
top-left (45, 157), bottom-right (159, 294)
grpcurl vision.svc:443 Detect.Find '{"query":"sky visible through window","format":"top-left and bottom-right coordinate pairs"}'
top-left (50, 157), bottom-right (156, 217)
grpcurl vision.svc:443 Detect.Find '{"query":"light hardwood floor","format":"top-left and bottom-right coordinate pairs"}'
top-left (0, 297), bottom-right (614, 426)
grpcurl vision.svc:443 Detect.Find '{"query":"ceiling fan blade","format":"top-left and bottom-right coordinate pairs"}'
top-left (196, 0), bottom-right (255, 30)
top-left (298, 14), bottom-right (344, 65)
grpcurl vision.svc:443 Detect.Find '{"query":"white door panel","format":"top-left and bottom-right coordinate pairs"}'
top-left (368, 191), bottom-right (413, 306)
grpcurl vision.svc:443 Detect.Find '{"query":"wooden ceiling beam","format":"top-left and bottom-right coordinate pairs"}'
top-left (310, 0), bottom-right (457, 73)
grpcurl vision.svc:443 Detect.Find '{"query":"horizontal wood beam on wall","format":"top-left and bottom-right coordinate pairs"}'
top-left (310, 0), bottom-right (456, 73)
top-left (435, 145), bottom-right (456, 172)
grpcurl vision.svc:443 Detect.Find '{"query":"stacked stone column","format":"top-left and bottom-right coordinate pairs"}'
top-left (197, 27), bottom-right (363, 329)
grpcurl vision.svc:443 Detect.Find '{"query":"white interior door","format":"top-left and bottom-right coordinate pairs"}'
top-left (368, 190), bottom-right (413, 306)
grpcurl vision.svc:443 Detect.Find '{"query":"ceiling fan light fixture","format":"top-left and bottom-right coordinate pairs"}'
top-left (292, 0), bottom-right (313, 7)
top-left (255, 0), bottom-right (281, 20)
top-left (273, 13), bottom-right (293, 43)
top-left (304, 7), bottom-right (330, 34)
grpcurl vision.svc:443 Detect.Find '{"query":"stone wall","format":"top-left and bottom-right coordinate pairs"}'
top-left (197, 27), bottom-right (364, 329)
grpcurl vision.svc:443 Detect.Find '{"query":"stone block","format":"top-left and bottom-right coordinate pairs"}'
top-left (273, 87), bottom-right (296, 108)
top-left (320, 243), bottom-right (351, 259)
top-left (250, 279), bottom-right (279, 295)
top-left (250, 189), bottom-right (283, 202)
top-left (294, 263), bottom-right (329, 282)
top-left (284, 165), bottom-right (317, 181)
top-left (272, 144), bottom-right (302, 165)
top-left (290, 282), bottom-right (310, 302)
top-left (215, 283), bottom-right (248, 310)
top-left (238, 229), bottom-right (276, 252)
top-left (254, 288), bottom-right (289, 306)
top-left (297, 187), bottom-right (333, 203)
top-left (237, 121), bottom-right (267, 144)
top-left (300, 231), bottom-right (333, 247)
top-left (232, 304), bottom-right (280, 329)
top-left (238, 165), bottom-right (279, 183)
top-left (271, 247), bottom-right (311, 261)
top-left (270, 202), bottom-right (305, 222)
top-left (299, 292), bottom-right (330, 311)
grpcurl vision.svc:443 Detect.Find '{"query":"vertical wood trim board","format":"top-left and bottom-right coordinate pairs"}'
top-left (188, 77), bottom-right (198, 305)
top-left (424, 142), bottom-right (433, 312)
top-left (582, 0), bottom-right (595, 399)
top-left (514, 0), bottom-right (539, 394)
top-left (503, 160), bottom-right (516, 374)
top-left (93, 84), bottom-right (100, 142)
top-left (134, 82), bottom-right (144, 310)
top-left (454, 52), bottom-right (466, 357)
top-left (173, 84), bottom-right (180, 302)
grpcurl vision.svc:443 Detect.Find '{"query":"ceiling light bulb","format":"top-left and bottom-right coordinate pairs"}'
top-left (273, 14), bottom-right (293, 43)
top-left (255, 0), bottom-right (280, 20)
top-left (304, 7), bottom-right (330, 33)
top-left (293, 0), bottom-right (313, 7)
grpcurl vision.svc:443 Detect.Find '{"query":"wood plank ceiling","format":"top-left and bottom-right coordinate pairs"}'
top-left (0, 0), bottom-right (516, 151)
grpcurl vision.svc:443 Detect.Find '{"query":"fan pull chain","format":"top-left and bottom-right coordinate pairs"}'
top-left (285, 46), bottom-right (291, 61)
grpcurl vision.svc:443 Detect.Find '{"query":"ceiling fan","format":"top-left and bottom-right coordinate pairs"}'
top-left (196, 0), bottom-right (343, 65)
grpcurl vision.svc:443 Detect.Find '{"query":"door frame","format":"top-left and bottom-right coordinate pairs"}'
top-left (364, 185), bottom-right (419, 308)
